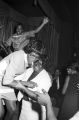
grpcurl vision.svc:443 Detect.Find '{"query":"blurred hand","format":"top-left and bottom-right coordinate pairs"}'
top-left (43, 17), bottom-right (49, 25)
top-left (24, 81), bottom-right (38, 88)
top-left (34, 89), bottom-right (51, 106)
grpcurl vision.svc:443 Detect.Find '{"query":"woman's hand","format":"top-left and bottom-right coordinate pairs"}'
top-left (26, 81), bottom-right (38, 88)
top-left (43, 17), bottom-right (49, 25)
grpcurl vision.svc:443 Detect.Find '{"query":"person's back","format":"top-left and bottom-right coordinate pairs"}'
top-left (2, 50), bottom-right (27, 85)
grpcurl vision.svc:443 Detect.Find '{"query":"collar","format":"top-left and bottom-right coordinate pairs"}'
top-left (24, 53), bottom-right (28, 68)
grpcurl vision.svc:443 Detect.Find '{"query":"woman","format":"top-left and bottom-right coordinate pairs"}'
top-left (6, 17), bottom-right (49, 52)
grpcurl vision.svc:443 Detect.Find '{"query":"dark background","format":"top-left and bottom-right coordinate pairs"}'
top-left (0, 0), bottom-right (79, 73)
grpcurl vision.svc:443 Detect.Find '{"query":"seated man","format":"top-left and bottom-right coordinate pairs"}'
top-left (9, 58), bottom-right (52, 120)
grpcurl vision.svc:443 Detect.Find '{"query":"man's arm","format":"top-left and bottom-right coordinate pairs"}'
top-left (11, 82), bottom-right (38, 100)
top-left (20, 80), bottom-right (38, 88)
top-left (4, 80), bottom-right (38, 100)
top-left (4, 80), bottom-right (21, 88)
top-left (34, 89), bottom-right (57, 120)
top-left (46, 100), bottom-right (57, 120)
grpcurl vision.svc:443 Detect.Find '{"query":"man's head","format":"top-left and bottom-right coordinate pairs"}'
top-left (24, 40), bottom-right (46, 66)
top-left (33, 60), bottom-right (42, 72)
top-left (27, 52), bottom-right (40, 66)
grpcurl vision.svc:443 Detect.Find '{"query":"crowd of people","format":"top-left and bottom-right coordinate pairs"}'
top-left (0, 17), bottom-right (57, 120)
top-left (0, 16), bottom-right (79, 120)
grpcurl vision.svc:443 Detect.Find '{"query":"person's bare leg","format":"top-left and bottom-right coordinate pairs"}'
top-left (0, 99), bottom-right (5, 120)
top-left (4, 99), bottom-right (18, 120)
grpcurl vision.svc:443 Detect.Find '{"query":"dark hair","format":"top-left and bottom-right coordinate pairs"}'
top-left (24, 40), bottom-right (44, 53)
top-left (23, 39), bottom-right (47, 62)
top-left (14, 23), bottom-right (24, 33)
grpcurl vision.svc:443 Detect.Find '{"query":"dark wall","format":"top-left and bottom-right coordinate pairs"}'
top-left (57, 22), bottom-right (74, 68)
